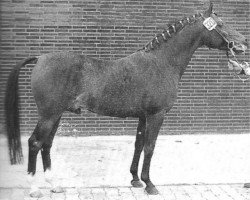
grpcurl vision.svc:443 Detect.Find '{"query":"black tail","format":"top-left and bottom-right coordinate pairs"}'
top-left (5, 57), bottom-right (38, 164)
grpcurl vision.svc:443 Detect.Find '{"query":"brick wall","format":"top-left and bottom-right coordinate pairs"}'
top-left (0, 0), bottom-right (249, 136)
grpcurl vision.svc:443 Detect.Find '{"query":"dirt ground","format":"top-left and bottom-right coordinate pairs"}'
top-left (0, 134), bottom-right (250, 199)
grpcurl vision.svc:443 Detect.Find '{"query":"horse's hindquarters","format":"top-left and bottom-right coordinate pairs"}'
top-left (31, 52), bottom-right (84, 115)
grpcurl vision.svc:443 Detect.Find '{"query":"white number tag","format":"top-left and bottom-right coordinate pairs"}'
top-left (203, 17), bottom-right (217, 31)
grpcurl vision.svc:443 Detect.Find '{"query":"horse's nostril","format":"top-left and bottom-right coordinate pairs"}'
top-left (228, 42), bottom-right (234, 49)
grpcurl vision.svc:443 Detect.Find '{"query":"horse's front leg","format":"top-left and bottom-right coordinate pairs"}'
top-left (141, 111), bottom-right (164, 195)
top-left (130, 116), bottom-right (146, 188)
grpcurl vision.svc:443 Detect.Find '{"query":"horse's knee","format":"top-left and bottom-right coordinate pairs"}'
top-left (144, 143), bottom-right (155, 156)
top-left (135, 137), bottom-right (144, 150)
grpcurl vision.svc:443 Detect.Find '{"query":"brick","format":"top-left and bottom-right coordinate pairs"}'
top-left (0, 0), bottom-right (250, 135)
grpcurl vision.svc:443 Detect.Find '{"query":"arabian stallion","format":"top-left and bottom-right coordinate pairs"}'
top-left (4, 2), bottom-right (248, 197)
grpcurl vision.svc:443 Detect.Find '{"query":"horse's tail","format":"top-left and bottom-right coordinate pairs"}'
top-left (5, 57), bottom-right (38, 164)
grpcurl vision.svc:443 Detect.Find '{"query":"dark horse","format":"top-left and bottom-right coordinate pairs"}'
top-left (4, 2), bottom-right (248, 197)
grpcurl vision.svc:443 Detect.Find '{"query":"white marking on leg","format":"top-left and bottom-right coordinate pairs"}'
top-left (45, 169), bottom-right (64, 193)
top-left (27, 173), bottom-right (42, 197)
top-left (138, 131), bottom-right (141, 135)
top-left (45, 169), bottom-right (52, 183)
top-left (45, 169), bottom-right (56, 187)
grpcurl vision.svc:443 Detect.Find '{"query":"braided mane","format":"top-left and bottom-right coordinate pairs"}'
top-left (142, 13), bottom-right (203, 52)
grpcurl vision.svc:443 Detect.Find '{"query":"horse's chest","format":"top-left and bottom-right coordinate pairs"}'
top-left (144, 75), bottom-right (179, 112)
top-left (142, 87), bottom-right (177, 115)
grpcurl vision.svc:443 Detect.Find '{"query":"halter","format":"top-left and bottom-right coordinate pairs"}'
top-left (201, 13), bottom-right (235, 54)
top-left (201, 13), bottom-right (249, 82)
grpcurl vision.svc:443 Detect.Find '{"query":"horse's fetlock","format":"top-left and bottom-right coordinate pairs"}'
top-left (141, 174), bottom-right (149, 183)
top-left (130, 168), bottom-right (137, 176)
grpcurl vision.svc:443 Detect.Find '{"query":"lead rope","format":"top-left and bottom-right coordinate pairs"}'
top-left (226, 51), bottom-right (250, 82)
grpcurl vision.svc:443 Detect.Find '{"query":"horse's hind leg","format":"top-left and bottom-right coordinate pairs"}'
top-left (130, 116), bottom-right (146, 188)
top-left (27, 125), bottom-right (43, 198)
top-left (27, 114), bottom-right (62, 198)
top-left (41, 116), bottom-right (64, 193)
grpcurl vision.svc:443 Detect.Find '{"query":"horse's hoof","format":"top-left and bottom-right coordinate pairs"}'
top-left (244, 183), bottom-right (250, 188)
top-left (51, 186), bottom-right (65, 193)
top-left (145, 186), bottom-right (159, 195)
top-left (29, 189), bottom-right (43, 198)
top-left (131, 180), bottom-right (143, 188)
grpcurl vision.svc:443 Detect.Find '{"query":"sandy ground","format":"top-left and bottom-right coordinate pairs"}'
top-left (0, 134), bottom-right (249, 189)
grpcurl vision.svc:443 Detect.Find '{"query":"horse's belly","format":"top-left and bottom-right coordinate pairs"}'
top-left (69, 89), bottom-right (141, 118)
top-left (85, 90), bottom-right (176, 118)
top-left (90, 94), bottom-right (143, 118)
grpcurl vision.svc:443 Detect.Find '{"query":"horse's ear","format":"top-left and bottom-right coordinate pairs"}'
top-left (203, 1), bottom-right (213, 17)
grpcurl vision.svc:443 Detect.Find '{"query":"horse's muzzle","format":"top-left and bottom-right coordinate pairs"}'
top-left (231, 42), bottom-right (248, 55)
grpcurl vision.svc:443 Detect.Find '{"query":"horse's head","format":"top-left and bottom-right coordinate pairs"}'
top-left (201, 2), bottom-right (248, 55)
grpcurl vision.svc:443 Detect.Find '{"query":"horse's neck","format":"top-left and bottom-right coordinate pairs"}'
top-left (155, 23), bottom-right (204, 77)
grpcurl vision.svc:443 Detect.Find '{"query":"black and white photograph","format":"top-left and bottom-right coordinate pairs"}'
top-left (0, 0), bottom-right (249, 199)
